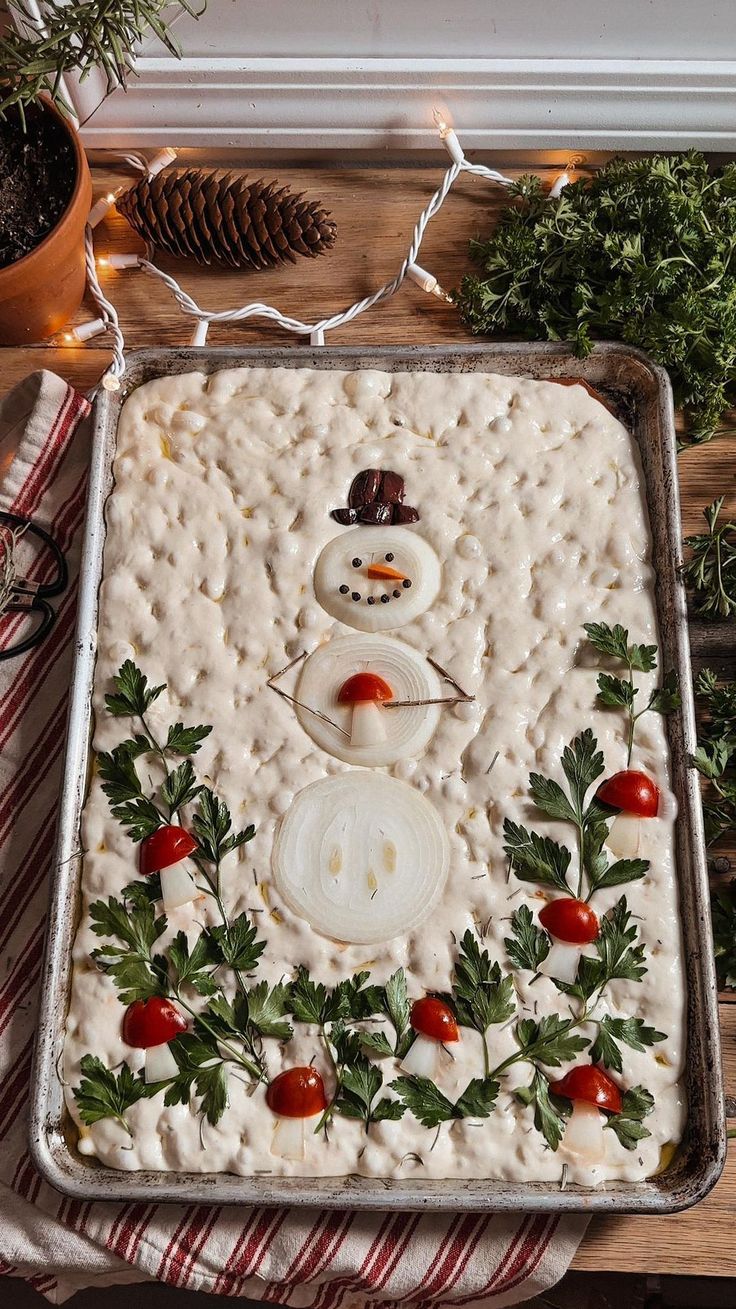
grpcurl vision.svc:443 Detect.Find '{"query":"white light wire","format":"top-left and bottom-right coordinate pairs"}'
top-left (83, 131), bottom-right (514, 390)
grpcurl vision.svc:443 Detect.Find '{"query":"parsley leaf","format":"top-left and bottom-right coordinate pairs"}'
top-left (165, 722), bottom-right (212, 755)
top-left (514, 1014), bottom-right (590, 1069)
top-left (89, 892), bottom-right (169, 1003)
top-left (590, 1015), bottom-right (666, 1072)
top-left (712, 883), bottom-right (736, 988)
top-left (583, 624), bottom-right (679, 764)
top-left (335, 1059), bottom-right (404, 1128)
top-left (560, 729), bottom-right (605, 822)
top-left (453, 930), bottom-right (516, 1035)
top-left (586, 856), bottom-right (649, 894)
top-left (502, 820), bottom-right (572, 892)
top-left (193, 788), bottom-right (255, 865)
top-left (97, 742), bottom-right (162, 842)
top-left (606, 1085), bottom-right (655, 1149)
top-left (73, 1055), bottom-right (158, 1130)
top-left (516, 1068), bottom-right (570, 1151)
top-left (166, 1032), bottom-right (229, 1125)
top-left (244, 981), bottom-right (293, 1041)
top-left (160, 759), bottom-right (202, 815)
top-left (504, 904), bottom-right (550, 973)
top-left (391, 1075), bottom-right (499, 1128)
top-left (596, 673), bottom-right (636, 710)
top-left (104, 660), bottom-right (165, 718)
top-left (648, 669), bottom-right (681, 715)
top-left (168, 930), bottom-right (220, 997)
top-left (209, 911), bottom-right (265, 973)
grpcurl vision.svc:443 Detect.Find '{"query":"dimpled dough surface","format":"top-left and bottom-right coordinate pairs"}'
top-left (64, 366), bottom-right (686, 1184)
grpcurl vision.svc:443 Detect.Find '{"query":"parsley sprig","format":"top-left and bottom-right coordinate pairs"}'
top-left (503, 728), bottom-right (649, 901)
top-left (584, 624), bottom-right (680, 764)
top-left (682, 498), bottom-right (736, 620)
top-left (458, 153), bottom-right (736, 442)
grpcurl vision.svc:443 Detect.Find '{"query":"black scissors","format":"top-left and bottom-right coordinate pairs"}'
top-left (0, 510), bottom-right (68, 660)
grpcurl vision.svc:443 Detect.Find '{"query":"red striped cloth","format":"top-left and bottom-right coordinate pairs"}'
top-left (0, 371), bottom-right (589, 1305)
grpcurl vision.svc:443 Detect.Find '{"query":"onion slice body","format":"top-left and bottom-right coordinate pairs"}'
top-left (538, 941), bottom-right (581, 985)
top-left (160, 861), bottom-right (200, 911)
top-left (562, 1101), bottom-right (606, 1163)
top-left (145, 1042), bottom-right (179, 1084)
top-left (399, 1033), bottom-right (439, 1079)
top-left (272, 772), bottom-right (450, 944)
top-left (295, 634), bottom-right (442, 766)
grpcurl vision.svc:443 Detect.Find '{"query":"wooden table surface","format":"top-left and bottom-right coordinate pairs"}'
top-left (2, 161), bottom-right (735, 1278)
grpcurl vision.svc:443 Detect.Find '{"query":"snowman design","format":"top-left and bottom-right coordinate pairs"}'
top-left (270, 469), bottom-right (472, 946)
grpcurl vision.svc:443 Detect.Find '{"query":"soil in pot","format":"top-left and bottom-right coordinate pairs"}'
top-left (0, 103), bottom-right (76, 268)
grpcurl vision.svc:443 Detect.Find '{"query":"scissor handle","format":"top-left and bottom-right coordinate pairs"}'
top-left (0, 509), bottom-right (68, 598)
top-left (0, 598), bottom-right (55, 660)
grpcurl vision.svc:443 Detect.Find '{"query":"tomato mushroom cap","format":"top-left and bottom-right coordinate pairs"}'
top-left (539, 898), bottom-right (600, 945)
top-left (410, 996), bottom-right (459, 1043)
top-left (122, 996), bottom-right (188, 1049)
top-left (140, 824), bottom-right (198, 876)
top-left (551, 1064), bottom-right (623, 1114)
top-left (266, 1066), bottom-right (328, 1118)
top-left (337, 671), bottom-right (394, 705)
top-left (597, 770), bottom-right (660, 818)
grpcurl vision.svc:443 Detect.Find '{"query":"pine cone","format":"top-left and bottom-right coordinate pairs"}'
top-left (116, 169), bottom-right (337, 269)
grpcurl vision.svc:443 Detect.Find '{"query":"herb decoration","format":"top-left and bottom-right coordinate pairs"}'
top-left (584, 623), bottom-right (680, 764)
top-left (457, 153), bottom-right (736, 443)
top-left (690, 668), bottom-right (736, 989)
top-left (73, 647), bottom-right (665, 1160)
top-left (682, 499), bottom-right (736, 621)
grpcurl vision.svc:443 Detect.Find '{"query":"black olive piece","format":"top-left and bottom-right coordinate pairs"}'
top-left (380, 594), bottom-right (390, 603)
top-left (352, 557), bottom-right (362, 568)
top-left (392, 504), bottom-right (419, 525)
top-left (339, 585), bottom-right (349, 594)
top-left (331, 508), bottom-right (359, 525)
top-left (380, 470), bottom-right (405, 504)
top-left (351, 592), bottom-right (361, 601)
top-left (402, 579), bottom-right (412, 588)
top-left (348, 468), bottom-right (382, 509)
top-left (360, 502), bottom-right (393, 524)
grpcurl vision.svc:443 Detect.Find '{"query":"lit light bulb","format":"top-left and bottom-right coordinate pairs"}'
top-left (88, 187), bottom-right (124, 228)
top-left (406, 262), bottom-right (453, 303)
top-left (550, 155), bottom-right (582, 199)
top-left (98, 253), bottom-right (141, 270)
top-left (432, 107), bottom-right (464, 165)
top-left (102, 372), bottom-right (121, 392)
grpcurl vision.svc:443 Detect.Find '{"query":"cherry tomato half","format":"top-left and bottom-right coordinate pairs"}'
top-left (410, 996), bottom-right (459, 1043)
top-left (597, 770), bottom-right (660, 818)
top-left (337, 672), bottom-right (394, 705)
top-left (140, 824), bottom-right (198, 876)
top-left (539, 898), bottom-right (599, 945)
top-left (266, 1066), bottom-right (328, 1118)
top-left (122, 997), bottom-right (188, 1049)
top-left (551, 1064), bottom-right (623, 1115)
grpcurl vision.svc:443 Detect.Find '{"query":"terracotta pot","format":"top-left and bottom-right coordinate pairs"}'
top-left (0, 99), bottom-right (91, 345)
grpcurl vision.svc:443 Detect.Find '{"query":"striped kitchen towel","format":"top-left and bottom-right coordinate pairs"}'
top-left (0, 370), bottom-right (589, 1305)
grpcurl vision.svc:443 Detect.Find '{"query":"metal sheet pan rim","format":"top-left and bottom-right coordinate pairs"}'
top-left (30, 342), bottom-right (726, 1212)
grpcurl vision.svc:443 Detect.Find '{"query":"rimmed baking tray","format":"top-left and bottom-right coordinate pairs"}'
top-left (30, 343), bottom-right (725, 1212)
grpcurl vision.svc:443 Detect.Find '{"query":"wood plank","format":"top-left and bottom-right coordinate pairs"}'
top-left (2, 162), bottom-right (736, 1276)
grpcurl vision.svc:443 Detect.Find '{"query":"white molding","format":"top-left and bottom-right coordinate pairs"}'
top-left (73, 58), bottom-right (736, 151)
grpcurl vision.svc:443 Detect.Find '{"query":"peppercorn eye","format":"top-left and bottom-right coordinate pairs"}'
top-left (385, 552), bottom-right (394, 562)
top-left (352, 557), bottom-right (362, 568)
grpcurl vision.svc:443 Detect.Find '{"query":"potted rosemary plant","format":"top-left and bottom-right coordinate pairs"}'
top-left (0, 1), bottom-right (204, 344)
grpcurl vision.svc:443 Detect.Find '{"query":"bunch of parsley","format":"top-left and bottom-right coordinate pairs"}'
top-left (458, 152), bottom-right (736, 443)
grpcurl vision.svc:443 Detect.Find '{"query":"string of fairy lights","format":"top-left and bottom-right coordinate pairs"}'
top-left (73, 114), bottom-right (573, 394)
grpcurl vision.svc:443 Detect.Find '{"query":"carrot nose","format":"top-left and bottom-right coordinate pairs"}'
top-left (366, 563), bottom-right (408, 581)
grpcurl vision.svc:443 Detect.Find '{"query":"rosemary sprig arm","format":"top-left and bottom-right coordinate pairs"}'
top-left (2, 1), bottom-right (207, 117)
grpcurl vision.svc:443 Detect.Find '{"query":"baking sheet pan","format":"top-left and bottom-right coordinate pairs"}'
top-left (29, 343), bottom-right (725, 1211)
